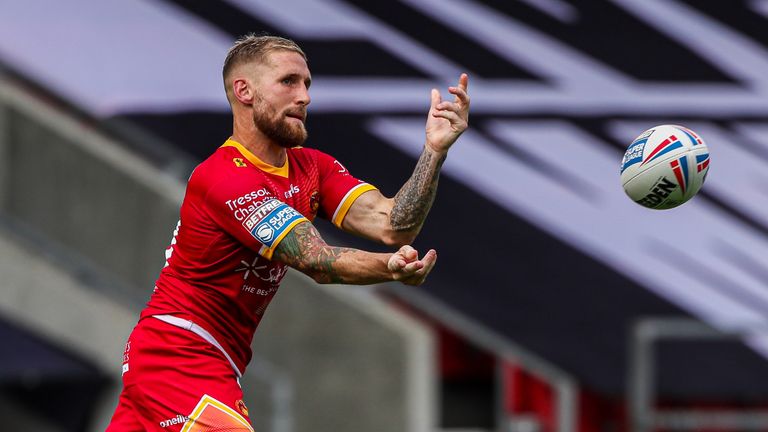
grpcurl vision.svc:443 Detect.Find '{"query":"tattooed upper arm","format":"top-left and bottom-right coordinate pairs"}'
top-left (273, 221), bottom-right (352, 283)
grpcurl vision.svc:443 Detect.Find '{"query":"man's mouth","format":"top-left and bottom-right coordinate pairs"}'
top-left (285, 112), bottom-right (306, 122)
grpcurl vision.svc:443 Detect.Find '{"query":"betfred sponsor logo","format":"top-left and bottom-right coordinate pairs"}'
top-left (635, 176), bottom-right (677, 208)
top-left (159, 414), bottom-right (189, 428)
top-left (242, 199), bottom-right (282, 230)
top-left (241, 199), bottom-right (305, 247)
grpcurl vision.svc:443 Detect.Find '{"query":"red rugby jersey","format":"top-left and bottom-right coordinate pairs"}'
top-left (141, 138), bottom-right (376, 374)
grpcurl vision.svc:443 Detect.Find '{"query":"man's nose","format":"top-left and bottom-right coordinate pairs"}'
top-left (297, 85), bottom-right (310, 106)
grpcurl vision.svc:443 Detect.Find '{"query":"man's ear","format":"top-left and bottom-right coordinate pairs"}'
top-left (232, 78), bottom-right (254, 105)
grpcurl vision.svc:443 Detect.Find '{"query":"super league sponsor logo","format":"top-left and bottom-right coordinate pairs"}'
top-left (255, 223), bottom-right (274, 243)
top-left (620, 140), bottom-right (647, 173)
top-left (241, 199), bottom-right (304, 247)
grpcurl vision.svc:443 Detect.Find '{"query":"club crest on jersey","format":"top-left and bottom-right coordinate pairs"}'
top-left (233, 158), bottom-right (247, 167)
top-left (309, 190), bottom-right (320, 214)
top-left (241, 199), bottom-right (306, 248)
top-left (669, 155), bottom-right (689, 194)
top-left (642, 134), bottom-right (683, 166)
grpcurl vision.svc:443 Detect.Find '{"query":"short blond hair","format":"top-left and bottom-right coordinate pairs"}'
top-left (222, 34), bottom-right (307, 102)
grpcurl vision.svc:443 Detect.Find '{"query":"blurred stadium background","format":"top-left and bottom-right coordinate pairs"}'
top-left (2, 1), bottom-right (768, 431)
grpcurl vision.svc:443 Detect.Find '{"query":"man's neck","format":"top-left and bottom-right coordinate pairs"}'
top-left (232, 121), bottom-right (286, 167)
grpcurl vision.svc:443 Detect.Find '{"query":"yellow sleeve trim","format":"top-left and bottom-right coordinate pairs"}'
top-left (259, 217), bottom-right (309, 260)
top-left (332, 183), bottom-right (378, 228)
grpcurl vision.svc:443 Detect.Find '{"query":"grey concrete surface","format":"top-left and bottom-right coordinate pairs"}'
top-left (251, 276), bottom-right (436, 432)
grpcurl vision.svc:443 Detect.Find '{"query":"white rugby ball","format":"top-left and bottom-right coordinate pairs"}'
top-left (620, 125), bottom-right (710, 209)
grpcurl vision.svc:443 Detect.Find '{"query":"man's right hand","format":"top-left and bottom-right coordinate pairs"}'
top-left (387, 245), bottom-right (437, 286)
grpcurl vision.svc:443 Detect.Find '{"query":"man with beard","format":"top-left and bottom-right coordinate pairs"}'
top-left (106, 34), bottom-right (469, 432)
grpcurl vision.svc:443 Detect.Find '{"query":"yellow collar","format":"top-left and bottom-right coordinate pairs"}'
top-left (220, 138), bottom-right (289, 178)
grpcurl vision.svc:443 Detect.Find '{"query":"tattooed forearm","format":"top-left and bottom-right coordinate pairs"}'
top-left (275, 222), bottom-right (352, 283)
top-left (390, 148), bottom-right (446, 232)
top-left (275, 222), bottom-right (388, 283)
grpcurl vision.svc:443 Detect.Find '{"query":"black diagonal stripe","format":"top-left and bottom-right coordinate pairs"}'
top-left (159, 0), bottom-right (427, 77)
top-left (483, 0), bottom-right (736, 83)
top-left (340, 0), bottom-right (541, 80)
top-left (681, 0), bottom-right (768, 54)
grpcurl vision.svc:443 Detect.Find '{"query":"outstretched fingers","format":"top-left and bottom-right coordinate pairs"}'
top-left (458, 73), bottom-right (469, 91)
top-left (424, 73), bottom-right (470, 152)
top-left (448, 73), bottom-right (469, 105)
top-left (450, 73), bottom-right (469, 105)
top-left (432, 74), bottom-right (469, 126)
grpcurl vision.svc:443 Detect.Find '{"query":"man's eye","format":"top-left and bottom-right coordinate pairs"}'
top-left (282, 78), bottom-right (293, 85)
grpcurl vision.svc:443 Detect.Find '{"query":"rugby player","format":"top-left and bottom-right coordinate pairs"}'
top-left (106, 34), bottom-right (469, 431)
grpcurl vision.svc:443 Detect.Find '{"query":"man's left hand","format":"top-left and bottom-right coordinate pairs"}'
top-left (425, 73), bottom-right (470, 154)
top-left (387, 245), bottom-right (438, 286)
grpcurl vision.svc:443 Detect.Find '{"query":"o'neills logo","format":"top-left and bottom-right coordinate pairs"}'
top-left (159, 414), bottom-right (189, 428)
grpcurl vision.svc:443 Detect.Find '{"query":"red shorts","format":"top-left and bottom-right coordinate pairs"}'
top-left (105, 317), bottom-right (253, 432)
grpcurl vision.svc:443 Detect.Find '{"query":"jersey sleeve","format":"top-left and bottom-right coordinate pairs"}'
top-left (202, 177), bottom-right (308, 260)
top-left (315, 150), bottom-right (378, 227)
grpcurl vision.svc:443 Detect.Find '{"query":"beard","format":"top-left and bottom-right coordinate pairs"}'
top-left (252, 97), bottom-right (308, 149)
